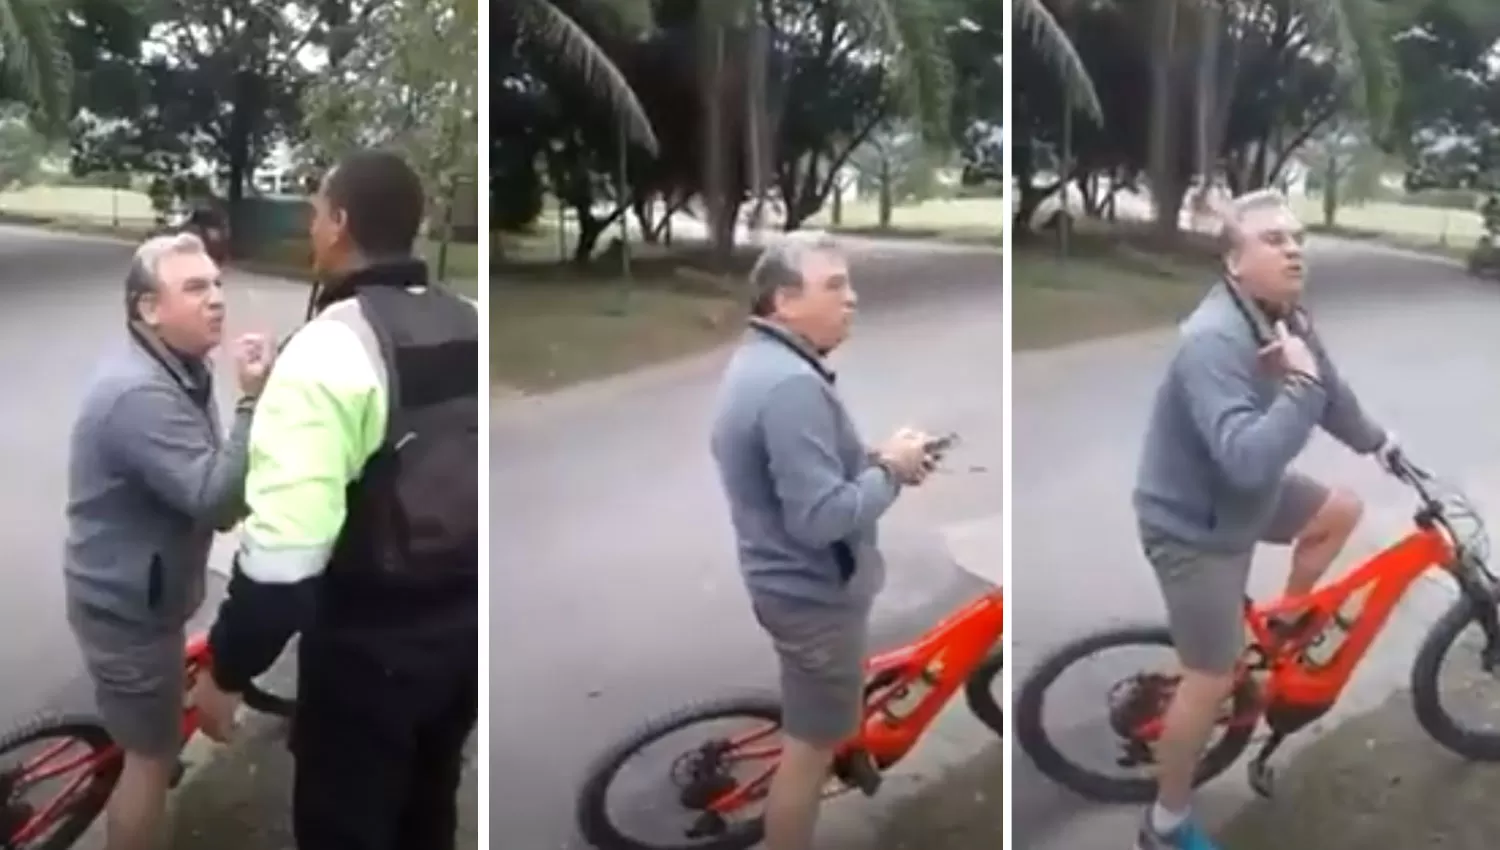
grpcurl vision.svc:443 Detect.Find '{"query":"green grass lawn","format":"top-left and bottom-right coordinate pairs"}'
top-left (1012, 225), bottom-right (1219, 350)
top-left (493, 248), bottom-right (757, 393)
top-left (0, 183), bottom-right (478, 281)
top-left (808, 196), bottom-right (1004, 244)
top-left (1290, 197), bottom-right (1480, 260)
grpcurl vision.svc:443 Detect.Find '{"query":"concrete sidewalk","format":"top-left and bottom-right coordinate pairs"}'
top-left (164, 655), bottom-right (478, 850)
top-left (1218, 661), bottom-right (1500, 850)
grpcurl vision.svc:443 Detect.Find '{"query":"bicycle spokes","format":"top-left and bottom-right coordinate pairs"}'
top-left (1, 739), bottom-right (108, 847)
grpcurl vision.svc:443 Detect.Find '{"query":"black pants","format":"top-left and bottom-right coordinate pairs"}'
top-left (290, 635), bottom-right (477, 850)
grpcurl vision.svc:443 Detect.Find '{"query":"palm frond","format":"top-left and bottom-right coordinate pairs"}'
top-left (1013, 0), bottom-right (1103, 124)
top-left (513, 0), bottom-right (660, 155)
top-left (0, 0), bottom-right (72, 134)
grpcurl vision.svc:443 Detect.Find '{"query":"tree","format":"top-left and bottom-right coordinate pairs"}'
top-left (67, 1), bottom-right (373, 231)
top-left (0, 0), bottom-right (72, 131)
top-left (847, 121), bottom-right (939, 227)
top-left (0, 103), bottom-right (50, 187)
top-left (304, 0), bottom-right (478, 275)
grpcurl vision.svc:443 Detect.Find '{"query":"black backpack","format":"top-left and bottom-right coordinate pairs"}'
top-left (342, 282), bottom-right (479, 580)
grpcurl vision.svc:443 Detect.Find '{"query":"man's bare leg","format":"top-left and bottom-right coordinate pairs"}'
top-left (1285, 489), bottom-right (1362, 598)
top-left (763, 735), bottom-right (834, 850)
top-left (103, 752), bottom-right (173, 850)
top-left (1152, 668), bottom-right (1236, 819)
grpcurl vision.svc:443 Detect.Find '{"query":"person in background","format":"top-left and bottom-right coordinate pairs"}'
top-left (62, 231), bottom-right (270, 850)
top-left (191, 149), bottom-right (479, 850)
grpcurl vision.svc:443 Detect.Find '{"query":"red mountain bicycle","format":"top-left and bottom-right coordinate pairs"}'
top-left (574, 434), bottom-right (1004, 850)
top-left (1016, 449), bottom-right (1500, 803)
top-left (0, 631), bottom-right (292, 849)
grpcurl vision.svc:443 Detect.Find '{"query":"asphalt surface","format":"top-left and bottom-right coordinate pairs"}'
top-left (491, 242), bottom-right (1004, 848)
top-left (1011, 237), bottom-right (1500, 847)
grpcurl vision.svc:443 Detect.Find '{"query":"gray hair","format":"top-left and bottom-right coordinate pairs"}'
top-left (1219, 188), bottom-right (1291, 254)
top-left (748, 231), bottom-right (843, 316)
top-left (125, 230), bottom-right (209, 318)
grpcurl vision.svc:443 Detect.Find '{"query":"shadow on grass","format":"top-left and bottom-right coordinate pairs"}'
top-left (1012, 224), bottom-right (1220, 350)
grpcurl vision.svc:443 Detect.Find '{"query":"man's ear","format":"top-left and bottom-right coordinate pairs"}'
top-left (135, 291), bottom-right (159, 324)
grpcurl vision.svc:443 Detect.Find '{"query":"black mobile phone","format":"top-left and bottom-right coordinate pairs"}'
top-left (924, 433), bottom-right (958, 456)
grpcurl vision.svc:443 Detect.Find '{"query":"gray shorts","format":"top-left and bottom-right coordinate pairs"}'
top-left (66, 598), bottom-right (184, 759)
top-left (1142, 473), bottom-right (1330, 674)
top-left (750, 594), bottom-right (871, 748)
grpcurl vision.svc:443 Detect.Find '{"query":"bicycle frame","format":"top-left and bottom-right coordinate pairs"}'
top-left (3, 634), bottom-right (211, 846)
top-left (704, 587), bottom-right (1005, 815)
top-left (1245, 525), bottom-right (1452, 714)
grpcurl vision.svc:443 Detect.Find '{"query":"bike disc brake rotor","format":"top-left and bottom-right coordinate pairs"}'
top-left (1107, 672), bottom-right (1178, 740)
top-left (672, 740), bottom-right (740, 811)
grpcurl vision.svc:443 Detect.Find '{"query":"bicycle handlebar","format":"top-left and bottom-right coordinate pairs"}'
top-left (1384, 448), bottom-right (1437, 505)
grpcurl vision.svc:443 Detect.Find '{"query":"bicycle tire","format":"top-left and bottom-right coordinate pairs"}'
top-left (575, 694), bottom-right (781, 850)
top-left (242, 681), bottom-right (295, 719)
top-left (0, 714), bottom-right (121, 850)
top-left (1410, 594), bottom-right (1500, 761)
top-left (962, 648), bottom-right (1003, 737)
top-left (1014, 624), bottom-right (1256, 803)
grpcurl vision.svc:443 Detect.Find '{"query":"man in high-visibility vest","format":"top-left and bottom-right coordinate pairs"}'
top-left (192, 150), bottom-right (479, 850)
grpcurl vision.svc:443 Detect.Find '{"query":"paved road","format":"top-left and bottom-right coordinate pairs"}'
top-left (0, 225), bottom-right (309, 733)
top-left (491, 244), bottom-right (1003, 848)
top-left (1011, 237), bottom-right (1500, 847)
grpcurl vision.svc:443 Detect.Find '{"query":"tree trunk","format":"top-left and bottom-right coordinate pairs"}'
top-left (701, 16), bottom-right (733, 265)
top-left (1322, 156), bottom-right (1338, 227)
top-left (1147, 0), bottom-right (1183, 234)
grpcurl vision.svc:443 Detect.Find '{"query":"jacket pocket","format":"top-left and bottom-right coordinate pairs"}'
top-left (146, 553), bottom-right (163, 611)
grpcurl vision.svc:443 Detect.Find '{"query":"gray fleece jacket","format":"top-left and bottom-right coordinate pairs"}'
top-left (710, 320), bottom-right (899, 608)
top-left (1133, 281), bottom-right (1385, 553)
top-left (63, 327), bottom-right (253, 633)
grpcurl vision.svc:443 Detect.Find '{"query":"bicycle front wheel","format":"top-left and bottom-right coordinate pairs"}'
top-left (1411, 594), bottom-right (1500, 761)
top-left (962, 648), bottom-right (1003, 737)
top-left (0, 714), bottom-right (121, 850)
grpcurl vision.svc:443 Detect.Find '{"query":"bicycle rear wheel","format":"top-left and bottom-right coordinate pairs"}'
top-left (576, 695), bottom-right (784, 850)
top-left (1014, 624), bottom-right (1256, 803)
top-left (0, 714), bottom-right (120, 850)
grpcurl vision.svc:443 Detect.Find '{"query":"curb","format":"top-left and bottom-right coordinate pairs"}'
top-left (940, 514), bottom-right (1004, 588)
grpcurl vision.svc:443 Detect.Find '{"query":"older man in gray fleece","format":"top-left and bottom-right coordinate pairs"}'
top-left (710, 235), bottom-right (933, 850)
top-left (62, 231), bottom-right (270, 850)
top-left (1129, 190), bottom-right (1402, 850)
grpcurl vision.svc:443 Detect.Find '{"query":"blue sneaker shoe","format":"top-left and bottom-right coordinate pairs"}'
top-left (1134, 809), bottom-right (1220, 850)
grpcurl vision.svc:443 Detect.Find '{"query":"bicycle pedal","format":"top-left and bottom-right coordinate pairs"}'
top-left (834, 750), bottom-right (883, 797)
